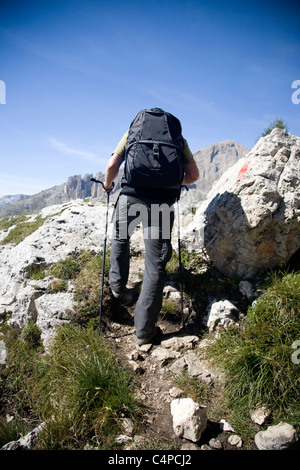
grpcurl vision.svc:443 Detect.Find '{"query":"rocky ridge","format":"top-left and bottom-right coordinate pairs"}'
top-left (0, 140), bottom-right (249, 217)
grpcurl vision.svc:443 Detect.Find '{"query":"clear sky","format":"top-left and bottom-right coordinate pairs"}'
top-left (0, 0), bottom-right (299, 197)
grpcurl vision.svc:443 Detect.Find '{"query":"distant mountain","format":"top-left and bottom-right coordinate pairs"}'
top-left (0, 140), bottom-right (250, 217)
top-left (0, 194), bottom-right (28, 210)
top-left (0, 173), bottom-right (108, 217)
top-left (181, 140), bottom-right (250, 204)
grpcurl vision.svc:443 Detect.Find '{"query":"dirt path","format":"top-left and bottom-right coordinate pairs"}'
top-left (101, 256), bottom-right (244, 451)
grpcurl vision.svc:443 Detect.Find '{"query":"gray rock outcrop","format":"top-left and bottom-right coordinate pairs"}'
top-left (183, 129), bottom-right (300, 278)
top-left (0, 199), bottom-right (114, 346)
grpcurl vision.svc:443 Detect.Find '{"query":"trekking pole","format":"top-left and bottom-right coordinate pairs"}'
top-left (91, 178), bottom-right (114, 335)
top-left (176, 186), bottom-right (189, 329)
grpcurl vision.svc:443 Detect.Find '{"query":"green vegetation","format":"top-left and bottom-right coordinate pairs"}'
top-left (0, 215), bottom-right (46, 245)
top-left (1, 228), bottom-right (299, 449)
top-left (205, 270), bottom-right (300, 434)
top-left (261, 118), bottom-right (288, 138)
top-left (175, 372), bottom-right (213, 405)
top-left (0, 417), bottom-right (32, 448)
top-left (26, 250), bottom-right (111, 318)
top-left (1, 323), bottom-right (141, 450)
top-left (50, 279), bottom-right (68, 293)
top-left (0, 215), bottom-right (28, 231)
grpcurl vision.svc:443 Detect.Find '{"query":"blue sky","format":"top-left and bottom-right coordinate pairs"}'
top-left (0, 0), bottom-right (299, 197)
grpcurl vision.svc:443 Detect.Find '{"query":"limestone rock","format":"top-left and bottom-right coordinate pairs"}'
top-left (169, 387), bottom-right (184, 398)
top-left (209, 437), bottom-right (223, 449)
top-left (1, 422), bottom-right (45, 450)
top-left (219, 419), bottom-right (235, 432)
top-left (251, 407), bottom-right (271, 426)
top-left (151, 347), bottom-right (180, 366)
top-left (127, 360), bottom-right (144, 374)
top-left (183, 352), bottom-right (215, 383)
top-left (181, 442), bottom-right (201, 450)
top-left (204, 299), bottom-right (240, 333)
top-left (255, 422), bottom-right (298, 450)
top-left (160, 334), bottom-right (199, 351)
top-left (121, 418), bottom-right (134, 435)
top-left (0, 199), bottom-right (114, 345)
top-left (239, 280), bottom-right (255, 299)
top-left (35, 292), bottom-right (75, 348)
top-left (171, 398), bottom-right (207, 442)
top-left (228, 434), bottom-right (243, 447)
top-left (183, 129), bottom-right (300, 278)
top-left (0, 339), bottom-right (7, 367)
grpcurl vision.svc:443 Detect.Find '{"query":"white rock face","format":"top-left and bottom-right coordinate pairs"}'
top-left (183, 129), bottom-right (300, 278)
top-left (0, 199), bottom-right (114, 345)
top-left (170, 398), bottom-right (207, 442)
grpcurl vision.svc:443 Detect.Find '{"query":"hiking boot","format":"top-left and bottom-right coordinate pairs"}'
top-left (111, 288), bottom-right (136, 307)
top-left (136, 326), bottom-right (162, 346)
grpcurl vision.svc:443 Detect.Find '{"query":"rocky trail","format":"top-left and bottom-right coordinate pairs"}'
top-left (99, 256), bottom-right (247, 451)
top-left (1, 128), bottom-right (299, 451)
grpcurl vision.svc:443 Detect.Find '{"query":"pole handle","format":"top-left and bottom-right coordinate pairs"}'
top-left (91, 178), bottom-right (114, 193)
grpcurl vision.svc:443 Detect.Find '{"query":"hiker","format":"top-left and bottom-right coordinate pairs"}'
top-left (103, 108), bottom-right (199, 345)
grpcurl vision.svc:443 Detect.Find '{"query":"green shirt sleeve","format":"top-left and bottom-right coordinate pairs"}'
top-left (113, 131), bottom-right (195, 164)
top-left (182, 139), bottom-right (195, 164)
top-left (112, 131), bottom-right (129, 159)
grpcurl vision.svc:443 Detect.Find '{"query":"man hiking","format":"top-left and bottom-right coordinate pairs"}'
top-left (103, 108), bottom-right (199, 345)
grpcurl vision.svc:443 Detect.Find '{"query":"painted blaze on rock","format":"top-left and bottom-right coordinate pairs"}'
top-left (184, 129), bottom-right (300, 278)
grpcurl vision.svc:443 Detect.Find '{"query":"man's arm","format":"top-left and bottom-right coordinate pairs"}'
top-left (104, 153), bottom-right (124, 190)
top-left (182, 162), bottom-right (199, 186)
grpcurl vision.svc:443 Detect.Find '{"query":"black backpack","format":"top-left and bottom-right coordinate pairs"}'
top-left (123, 108), bottom-right (185, 190)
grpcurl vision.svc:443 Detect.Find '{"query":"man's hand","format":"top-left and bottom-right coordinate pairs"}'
top-left (103, 183), bottom-right (114, 193)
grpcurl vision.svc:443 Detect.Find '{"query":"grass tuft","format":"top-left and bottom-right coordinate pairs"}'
top-left (205, 271), bottom-right (300, 430)
top-left (0, 216), bottom-right (46, 245)
top-left (1, 323), bottom-right (141, 450)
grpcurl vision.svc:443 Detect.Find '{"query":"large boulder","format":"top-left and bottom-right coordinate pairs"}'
top-left (183, 129), bottom-right (300, 278)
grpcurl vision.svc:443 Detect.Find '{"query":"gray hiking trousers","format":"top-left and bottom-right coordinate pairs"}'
top-left (109, 194), bottom-right (174, 339)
